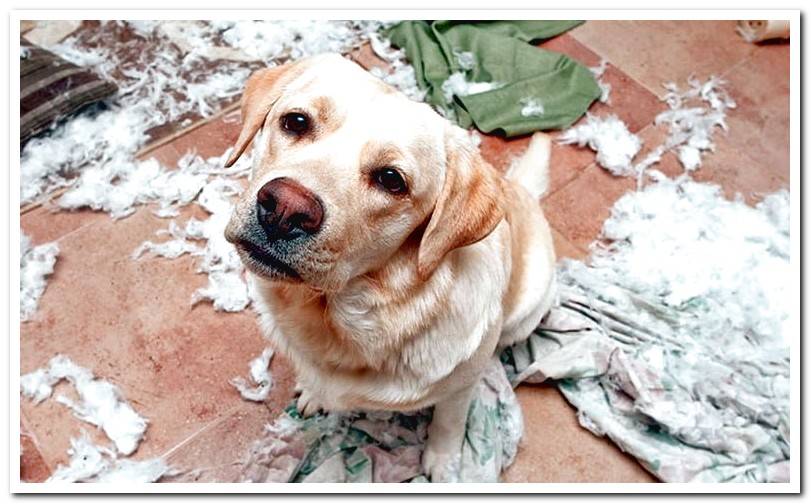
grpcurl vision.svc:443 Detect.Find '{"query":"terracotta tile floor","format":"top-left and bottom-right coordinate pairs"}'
top-left (19, 21), bottom-right (790, 483)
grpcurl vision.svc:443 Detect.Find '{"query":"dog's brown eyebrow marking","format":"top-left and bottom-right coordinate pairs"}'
top-left (360, 141), bottom-right (404, 168)
top-left (312, 96), bottom-right (343, 134)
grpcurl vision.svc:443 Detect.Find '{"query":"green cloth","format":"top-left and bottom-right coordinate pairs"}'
top-left (385, 21), bottom-right (601, 136)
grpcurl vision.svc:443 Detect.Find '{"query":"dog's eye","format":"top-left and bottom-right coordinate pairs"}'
top-left (372, 168), bottom-right (408, 195)
top-left (281, 112), bottom-right (310, 135)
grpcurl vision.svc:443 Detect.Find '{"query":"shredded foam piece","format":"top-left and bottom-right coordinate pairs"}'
top-left (590, 59), bottom-right (612, 104)
top-left (20, 234), bottom-right (59, 321)
top-left (519, 97), bottom-right (545, 117)
top-left (558, 114), bottom-right (642, 176)
top-left (47, 432), bottom-right (170, 483)
top-left (20, 355), bottom-right (148, 455)
top-left (231, 347), bottom-right (275, 402)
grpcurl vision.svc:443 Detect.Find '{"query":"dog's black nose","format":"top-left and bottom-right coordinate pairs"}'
top-left (256, 177), bottom-right (324, 240)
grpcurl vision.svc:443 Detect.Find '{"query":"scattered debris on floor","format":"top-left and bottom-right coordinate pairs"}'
top-left (21, 21), bottom-right (397, 206)
top-left (47, 432), bottom-right (171, 483)
top-left (131, 152), bottom-right (254, 312)
top-left (22, 21), bottom-right (418, 318)
top-left (559, 76), bottom-right (736, 183)
top-left (20, 234), bottom-right (59, 321)
top-left (231, 347), bottom-right (275, 402)
top-left (20, 355), bottom-right (172, 482)
top-left (559, 113), bottom-right (641, 176)
top-left (503, 177), bottom-right (790, 483)
top-left (239, 357), bottom-right (521, 483)
top-left (589, 59), bottom-right (612, 104)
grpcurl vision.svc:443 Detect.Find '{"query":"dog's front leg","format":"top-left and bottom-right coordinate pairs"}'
top-left (422, 383), bottom-right (476, 482)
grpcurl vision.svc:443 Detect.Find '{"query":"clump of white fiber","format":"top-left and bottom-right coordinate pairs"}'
top-left (559, 76), bottom-right (735, 182)
top-left (558, 114), bottom-right (642, 176)
top-left (589, 59), bottom-right (612, 104)
top-left (21, 21), bottom-right (406, 205)
top-left (367, 31), bottom-right (427, 102)
top-left (519, 98), bottom-right (545, 117)
top-left (231, 347), bottom-right (275, 402)
top-left (20, 234), bottom-right (59, 321)
top-left (20, 355), bottom-right (148, 455)
top-left (132, 156), bottom-right (252, 312)
top-left (46, 431), bottom-right (171, 483)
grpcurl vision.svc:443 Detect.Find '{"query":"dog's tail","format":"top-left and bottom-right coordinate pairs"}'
top-left (505, 132), bottom-right (551, 200)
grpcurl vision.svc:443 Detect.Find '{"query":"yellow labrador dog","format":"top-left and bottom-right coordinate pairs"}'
top-left (224, 54), bottom-right (556, 481)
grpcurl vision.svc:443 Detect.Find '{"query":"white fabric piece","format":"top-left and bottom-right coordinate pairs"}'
top-left (20, 234), bottom-right (59, 321)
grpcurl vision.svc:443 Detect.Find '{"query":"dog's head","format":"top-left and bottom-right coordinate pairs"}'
top-left (224, 54), bottom-right (504, 292)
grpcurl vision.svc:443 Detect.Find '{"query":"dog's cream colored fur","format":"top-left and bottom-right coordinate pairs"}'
top-left (224, 54), bottom-right (556, 481)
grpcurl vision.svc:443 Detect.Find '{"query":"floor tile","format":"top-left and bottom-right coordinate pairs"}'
top-left (542, 162), bottom-right (637, 252)
top-left (20, 205), bottom-right (290, 468)
top-left (163, 373), bottom-right (296, 483)
top-left (718, 43), bottom-right (790, 180)
top-left (21, 206), bottom-right (107, 246)
top-left (503, 385), bottom-right (657, 483)
top-left (571, 21), bottom-right (756, 97)
top-left (20, 420), bottom-right (52, 483)
top-left (143, 108), bottom-right (243, 168)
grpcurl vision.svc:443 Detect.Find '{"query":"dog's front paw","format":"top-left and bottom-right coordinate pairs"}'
top-left (422, 444), bottom-right (461, 483)
top-left (295, 388), bottom-right (323, 417)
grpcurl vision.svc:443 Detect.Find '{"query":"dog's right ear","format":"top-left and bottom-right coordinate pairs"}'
top-left (224, 62), bottom-right (302, 167)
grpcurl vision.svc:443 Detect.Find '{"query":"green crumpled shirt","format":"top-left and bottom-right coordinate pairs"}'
top-left (385, 20), bottom-right (601, 136)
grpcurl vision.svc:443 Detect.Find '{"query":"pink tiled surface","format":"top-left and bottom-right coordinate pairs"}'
top-left (19, 22), bottom-right (790, 484)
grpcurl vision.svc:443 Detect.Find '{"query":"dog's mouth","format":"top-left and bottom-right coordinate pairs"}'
top-left (234, 240), bottom-right (302, 281)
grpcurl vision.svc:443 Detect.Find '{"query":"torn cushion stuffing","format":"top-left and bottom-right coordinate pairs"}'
top-left (20, 37), bottom-right (117, 145)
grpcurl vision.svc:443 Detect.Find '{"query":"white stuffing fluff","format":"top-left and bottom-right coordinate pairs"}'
top-left (590, 59), bottom-right (612, 104)
top-left (519, 98), bottom-right (545, 117)
top-left (367, 32), bottom-right (427, 102)
top-left (441, 72), bottom-right (503, 103)
top-left (559, 76), bottom-right (735, 181)
top-left (594, 180), bottom-right (790, 345)
top-left (20, 355), bottom-right (148, 455)
top-left (231, 347), bottom-right (275, 402)
top-left (23, 21), bottom-right (419, 313)
top-left (453, 49), bottom-right (476, 71)
top-left (558, 114), bottom-right (642, 176)
top-left (46, 431), bottom-right (170, 483)
top-left (20, 234), bottom-right (59, 321)
top-left (132, 165), bottom-right (252, 312)
top-left (21, 21), bottom-right (404, 205)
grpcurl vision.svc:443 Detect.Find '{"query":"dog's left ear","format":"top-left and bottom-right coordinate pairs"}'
top-left (224, 61), bottom-right (304, 167)
top-left (417, 129), bottom-right (506, 280)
